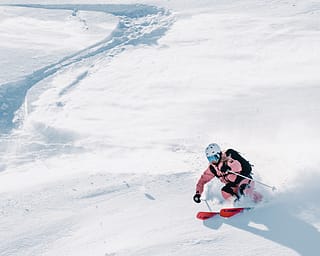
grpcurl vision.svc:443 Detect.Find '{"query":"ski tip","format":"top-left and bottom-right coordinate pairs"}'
top-left (196, 211), bottom-right (219, 220)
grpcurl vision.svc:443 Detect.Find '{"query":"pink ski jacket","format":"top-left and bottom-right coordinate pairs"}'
top-left (196, 151), bottom-right (242, 194)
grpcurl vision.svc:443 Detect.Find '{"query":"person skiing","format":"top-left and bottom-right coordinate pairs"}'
top-left (193, 143), bottom-right (262, 204)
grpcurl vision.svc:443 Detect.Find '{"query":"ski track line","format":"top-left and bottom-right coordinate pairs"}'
top-left (0, 4), bottom-right (174, 133)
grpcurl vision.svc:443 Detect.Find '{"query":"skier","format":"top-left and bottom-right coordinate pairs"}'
top-left (193, 143), bottom-right (262, 204)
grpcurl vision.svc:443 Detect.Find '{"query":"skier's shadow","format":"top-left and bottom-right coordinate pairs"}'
top-left (203, 202), bottom-right (320, 255)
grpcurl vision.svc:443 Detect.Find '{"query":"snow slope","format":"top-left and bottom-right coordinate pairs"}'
top-left (1, 0), bottom-right (320, 255)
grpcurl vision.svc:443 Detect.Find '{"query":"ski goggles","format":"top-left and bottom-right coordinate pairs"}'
top-left (207, 153), bottom-right (220, 163)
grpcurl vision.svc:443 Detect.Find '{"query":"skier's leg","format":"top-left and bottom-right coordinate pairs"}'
top-left (238, 179), bottom-right (253, 196)
top-left (221, 184), bottom-right (239, 200)
top-left (238, 180), bottom-right (263, 203)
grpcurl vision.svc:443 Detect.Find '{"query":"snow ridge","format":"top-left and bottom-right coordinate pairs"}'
top-left (0, 4), bottom-right (174, 133)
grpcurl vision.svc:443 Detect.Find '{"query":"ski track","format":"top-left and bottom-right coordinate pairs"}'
top-left (0, 3), bottom-right (174, 133)
top-left (1, 2), bottom-right (320, 256)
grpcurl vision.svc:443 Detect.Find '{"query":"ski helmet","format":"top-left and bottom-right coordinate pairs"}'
top-left (205, 143), bottom-right (221, 163)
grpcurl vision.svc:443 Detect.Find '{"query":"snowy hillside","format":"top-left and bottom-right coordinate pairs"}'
top-left (1, 0), bottom-right (320, 255)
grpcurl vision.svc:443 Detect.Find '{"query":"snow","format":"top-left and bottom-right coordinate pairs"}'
top-left (0, 0), bottom-right (320, 255)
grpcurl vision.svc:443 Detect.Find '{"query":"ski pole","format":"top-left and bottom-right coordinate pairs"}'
top-left (201, 199), bottom-right (213, 211)
top-left (228, 170), bottom-right (276, 191)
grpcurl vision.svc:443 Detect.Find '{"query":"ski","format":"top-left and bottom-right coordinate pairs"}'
top-left (219, 207), bottom-right (253, 218)
top-left (197, 207), bottom-right (253, 220)
top-left (196, 211), bottom-right (219, 220)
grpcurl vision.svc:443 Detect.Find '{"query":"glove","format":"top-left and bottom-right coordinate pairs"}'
top-left (221, 163), bottom-right (231, 173)
top-left (193, 192), bottom-right (201, 203)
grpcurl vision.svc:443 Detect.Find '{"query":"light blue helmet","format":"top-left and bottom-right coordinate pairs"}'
top-left (205, 143), bottom-right (221, 163)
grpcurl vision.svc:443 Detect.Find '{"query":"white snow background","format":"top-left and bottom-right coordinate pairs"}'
top-left (0, 0), bottom-right (320, 255)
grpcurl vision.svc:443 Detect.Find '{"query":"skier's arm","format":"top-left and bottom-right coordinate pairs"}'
top-left (224, 149), bottom-right (242, 183)
top-left (225, 163), bottom-right (241, 183)
top-left (227, 158), bottom-right (242, 173)
top-left (195, 167), bottom-right (215, 195)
